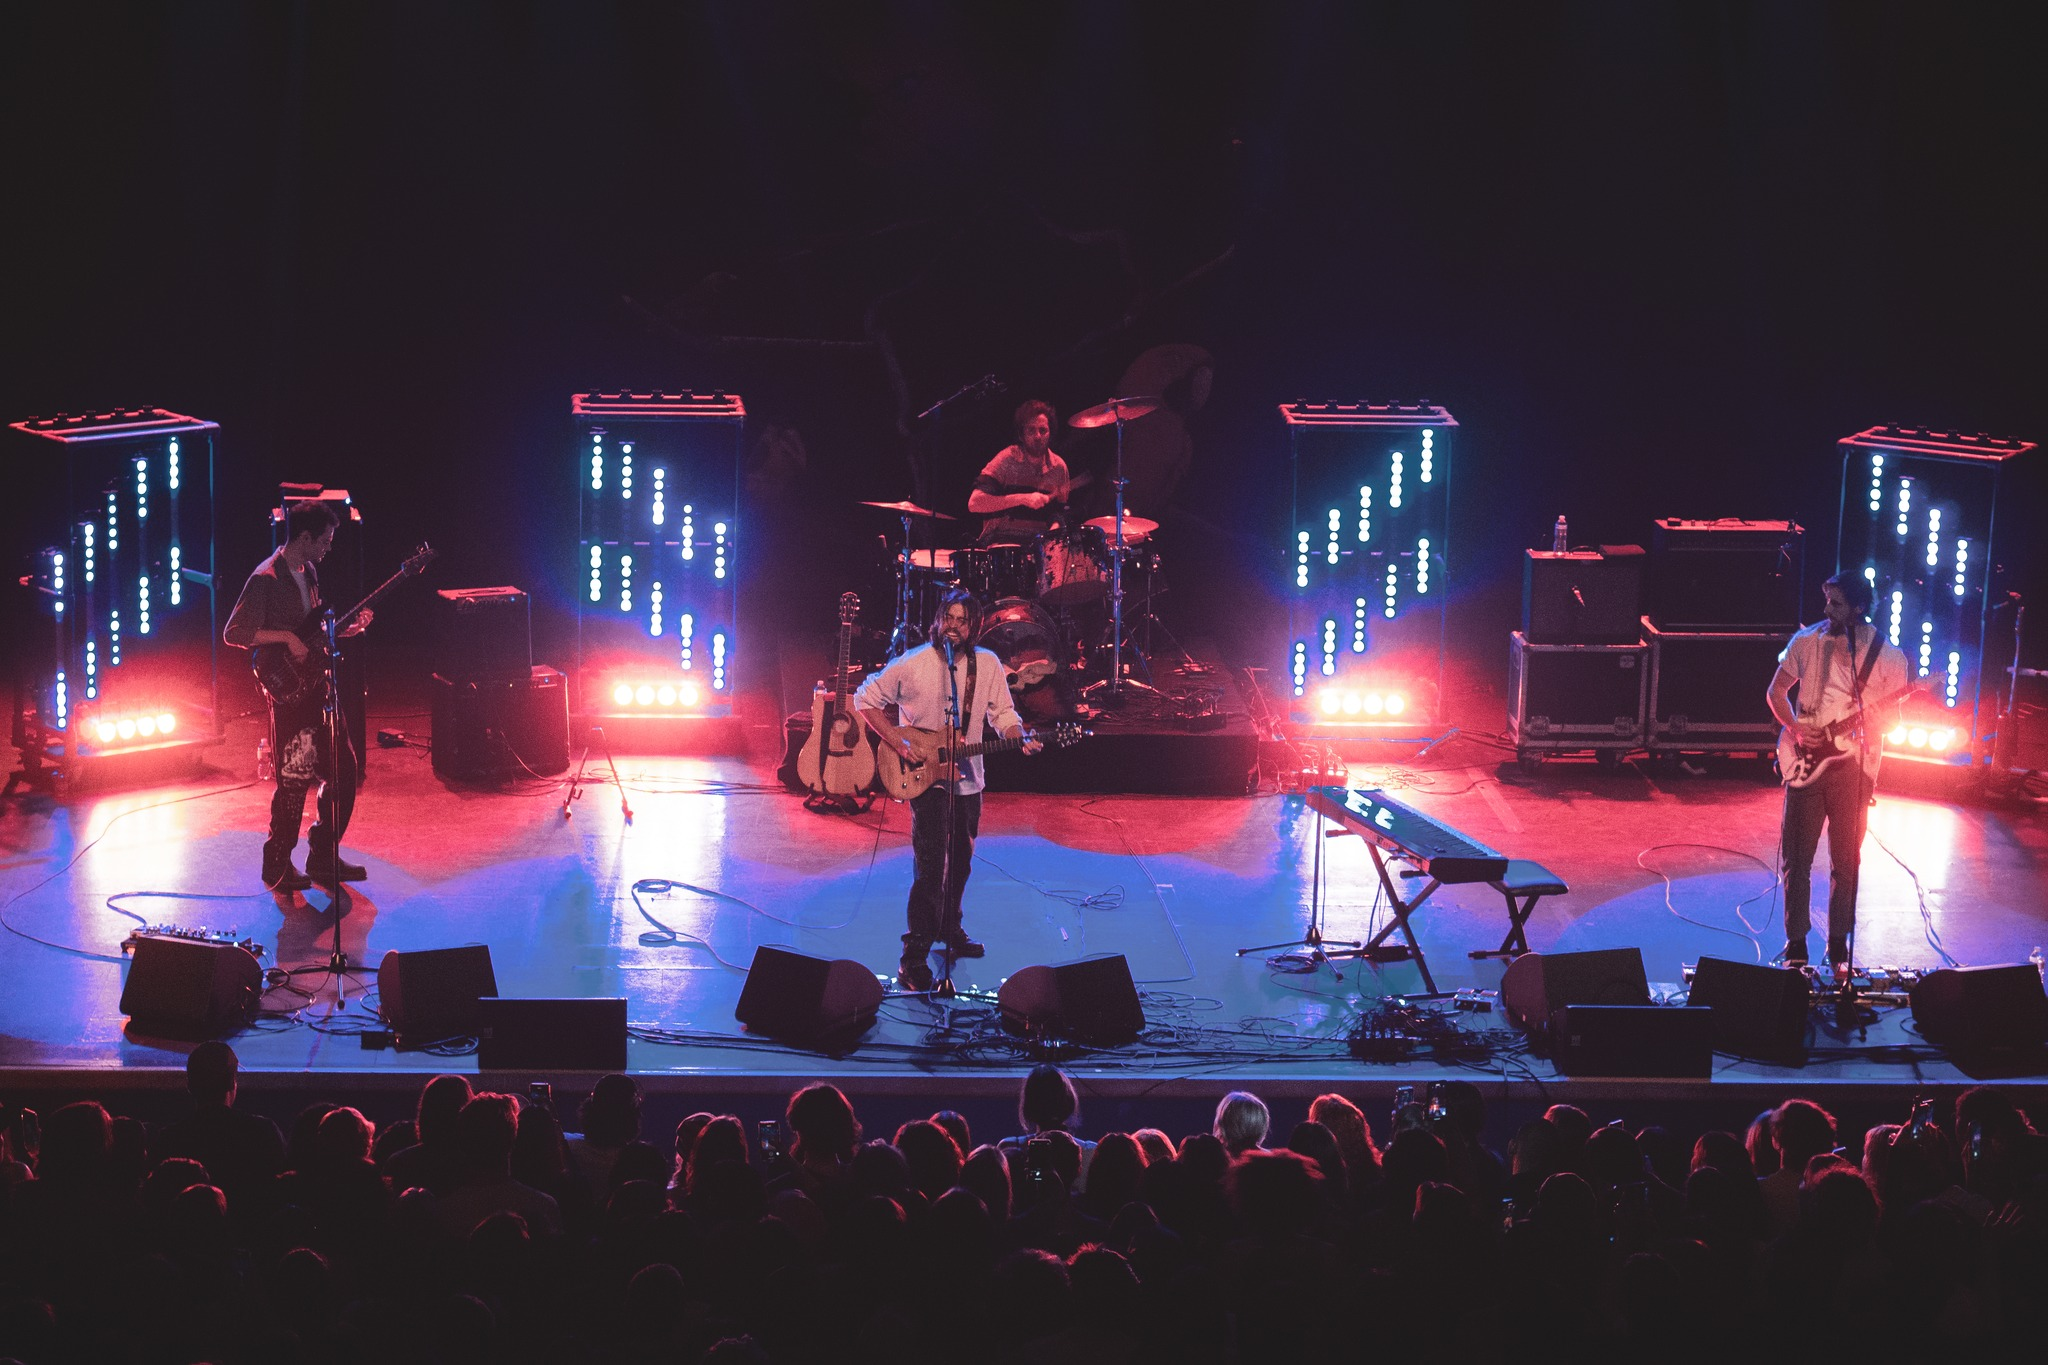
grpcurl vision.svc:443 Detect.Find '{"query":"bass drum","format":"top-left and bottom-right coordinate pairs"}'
top-left (979, 597), bottom-right (1064, 691)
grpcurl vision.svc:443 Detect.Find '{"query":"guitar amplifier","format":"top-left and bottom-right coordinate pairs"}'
top-left (433, 587), bottom-right (533, 683)
top-left (431, 666), bottom-right (570, 780)
top-left (1650, 519), bottom-right (1803, 631)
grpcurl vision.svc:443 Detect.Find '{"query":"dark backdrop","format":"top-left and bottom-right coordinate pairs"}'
top-left (5, 1), bottom-right (2043, 709)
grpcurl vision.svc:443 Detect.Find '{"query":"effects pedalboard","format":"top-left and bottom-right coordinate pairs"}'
top-left (121, 926), bottom-right (267, 960)
top-left (1681, 961), bottom-right (1926, 1007)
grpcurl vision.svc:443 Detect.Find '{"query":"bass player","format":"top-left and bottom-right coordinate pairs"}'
top-left (856, 589), bottom-right (1040, 992)
top-left (224, 499), bottom-right (372, 892)
top-left (1765, 571), bottom-right (1906, 976)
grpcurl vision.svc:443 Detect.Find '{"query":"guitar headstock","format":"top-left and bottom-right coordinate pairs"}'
top-left (838, 591), bottom-right (860, 625)
top-left (402, 543), bottom-right (437, 576)
top-left (1043, 721), bottom-right (1089, 749)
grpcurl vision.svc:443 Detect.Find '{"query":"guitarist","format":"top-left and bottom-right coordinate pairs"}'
top-left (856, 589), bottom-right (1040, 992)
top-left (1765, 572), bottom-right (1906, 976)
top-left (223, 500), bottom-right (372, 892)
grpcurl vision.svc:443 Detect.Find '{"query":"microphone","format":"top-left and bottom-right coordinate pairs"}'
top-left (942, 637), bottom-right (955, 666)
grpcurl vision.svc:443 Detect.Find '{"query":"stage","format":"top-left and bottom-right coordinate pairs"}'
top-left (4, 697), bottom-right (2045, 1141)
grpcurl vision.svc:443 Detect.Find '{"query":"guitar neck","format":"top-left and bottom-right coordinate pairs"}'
top-left (955, 731), bottom-right (1032, 761)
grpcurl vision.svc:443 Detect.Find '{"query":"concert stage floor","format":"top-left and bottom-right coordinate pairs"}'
top-left (3, 709), bottom-right (2045, 1137)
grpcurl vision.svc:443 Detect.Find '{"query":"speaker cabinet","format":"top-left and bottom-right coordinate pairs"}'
top-left (1687, 956), bottom-right (1809, 1063)
top-left (1649, 519), bottom-right (1804, 631)
top-left (1911, 965), bottom-right (2048, 1055)
top-left (1522, 550), bottom-right (1644, 645)
top-left (433, 587), bottom-right (533, 683)
top-left (999, 954), bottom-right (1145, 1045)
top-left (1507, 635), bottom-right (1648, 748)
top-left (734, 946), bottom-right (885, 1047)
top-left (476, 997), bottom-right (629, 1071)
top-left (120, 936), bottom-right (264, 1038)
top-left (378, 945), bottom-right (499, 1045)
top-left (1500, 947), bottom-right (1650, 1037)
top-left (430, 666), bottom-right (571, 780)
top-left (1552, 1005), bottom-right (1714, 1077)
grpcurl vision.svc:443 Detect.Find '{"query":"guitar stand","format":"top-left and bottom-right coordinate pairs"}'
top-left (563, 725), bottom-right (632, 823)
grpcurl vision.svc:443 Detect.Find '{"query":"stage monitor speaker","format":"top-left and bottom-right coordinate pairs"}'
top-left (1500, 947), bottom-right (1650, 1037)
top-left (1551, 1005), bottom-right (1714, 1077)
top-left (119, 936), bottom-right (264, 1038)
top-left (476, 997), bottom-right (629, 1071)
top-left (1686, 956), bottom-right (1809, 1063)
top-left (1522, 549), bottom-right (1644, 645)
top-left (999, 954), bottom-right (1145, 1046)
top-left (734, 946), bottom-right (885, 1047)
top-left (1910, 965), bottom-right (2048, 1055)
top-left (433, 587), bottom-right (533, 683)
top-left (378, 945), bottom-right (499, 1044)
top-left (430, 665), bottom-right (571, 780)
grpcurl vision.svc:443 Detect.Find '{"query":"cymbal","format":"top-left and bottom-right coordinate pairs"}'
top-left (1068, 395), bottom-right (1160, 429)
top-left (1084, 514), bottom-right (1159, 541)
top-left (859, 499), bottom-right (957, 521)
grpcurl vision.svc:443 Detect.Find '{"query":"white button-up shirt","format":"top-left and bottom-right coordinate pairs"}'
top-left (856, 643), bottom-right (1023, 794)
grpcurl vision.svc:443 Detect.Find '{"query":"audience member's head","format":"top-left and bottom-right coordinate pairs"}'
top-left (1018, 1065), bottom-right (1081, 1135)
top-left (672, 1112), bottom-right (715, 1180)
top-left (37, 1101), bottom-right (112, 1187)
top-left (1176, 1132), bottom-right (1231, 1186)
top-left (1583, 1123), bottom-right (1648, 1189)
top-left (1542, 1104), bottom-right (1593, 1167)
top-left (1285, 1120), bottom-right (1347, 1197)
top-left (285, 1102), bottom-right (339, 1175)
top-left (1510, 1119), bottom-right (1566, 1181)
top-left (1771, 1099), bottom-right (1838, 1170)
top-left (1067, 1245), bottom-right (1141, 1329)
top-left (929, 1109), bottom-right (972, 1155)
top-left (185, 1041), bottom-right (239, 1105)
top-left (1691, 1130), bottom-right (1755, 1180)
top-left (312, 1107), bottom-right (374, 1170)
top-left (1800, 1166), bottom-right (1879, 1243)
top-left (1744, 1109), bottom-right (1780, 1176)
top-left (1435, 1080), bottom-right (1488, 1146)
top-left (415, 1075), bottom-right (474, 1149)
top-left (1212, 1091), bottom-right (1270, 1156)
top-left (610, 1140), bottom-right (672, 1194)
top-left (1309, 1093), bottom-right (1379, 1179)
top-left (1081, 1132), bottom-right (1146, 1218)
top-left (511, 1101), bottom-right (569, 1185)
top-left (960, 1144), bottom-right (1012, 1222)
top-left (989, 1249), bottom-right (1072, 1345)
top-left (1634, 1125), bottom-right (1686, 1190)
top-left (1131, 1128), bottom-right (1177, 1167)
top-left (1226, 1149), bottom-right (1325, 1238)
top-left (688, 1116), bottom-right (750, 1190)
top-left (850, 1140), bottom-right (914, 1204)
top-left (894, 1120), bottom-right (963, 1204)
top-left (579, 1075), bottom-right (642, 1148)
top-left (1382, 1127), bottom-right (1450, 1199)
top-left (786, 1084), bottom-right (861, 1167)
top-left (453, 1094), bottom-right (521, 1177)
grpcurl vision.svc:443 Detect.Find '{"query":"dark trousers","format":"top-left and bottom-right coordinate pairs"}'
top-left (904, 785), bottom-right (980, 961)
top-left (1781, 758), bottom-right (1874, 964)
top-left (263, 703), bottom-right (358, 874)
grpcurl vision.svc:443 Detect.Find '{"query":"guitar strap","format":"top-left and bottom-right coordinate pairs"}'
top-left (963, 644), bottom-right (980, 739)
top-left (1849, 622), bottom-right (1883, 762)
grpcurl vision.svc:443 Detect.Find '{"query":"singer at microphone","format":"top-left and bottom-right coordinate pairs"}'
top-left (856, 590), bottom-right (1040, 994)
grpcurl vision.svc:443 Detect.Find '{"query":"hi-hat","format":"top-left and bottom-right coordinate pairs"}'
top-left (1084, 514), bottom-right (1159, 541)
top-left (1068, 396), bottom-right (1160, 429)
top-left (859, 499), bottom-right (957, 521)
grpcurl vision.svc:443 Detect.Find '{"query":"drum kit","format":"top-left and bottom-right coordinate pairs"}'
top-left (859, 395), bottom-right (1171, 708)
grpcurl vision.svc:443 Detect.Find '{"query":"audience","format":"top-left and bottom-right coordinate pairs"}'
top-left (0, 1049), bottom-right (2042, 1362)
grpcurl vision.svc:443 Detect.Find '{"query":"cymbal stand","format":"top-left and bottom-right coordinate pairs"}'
top-left (1083, 408), bottom-right (1159, 705)
top-left (889, 509), bottom-right (921, 656)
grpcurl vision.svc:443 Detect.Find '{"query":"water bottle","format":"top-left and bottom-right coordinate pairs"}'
top-left (256, 736), bottom-right (273, 781)
top-left (1552, 516), bottom-right (1568, 553)
top-left (2032, 946), bottom-right (2044, 983)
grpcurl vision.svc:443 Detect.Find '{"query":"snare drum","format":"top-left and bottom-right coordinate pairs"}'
top-left (1037, 526), bottom-right (1109, 606)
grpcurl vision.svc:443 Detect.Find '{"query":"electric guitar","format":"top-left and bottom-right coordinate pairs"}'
top-left (250, 544), bottom-right (436, 709)
top-left (796, 592), bottom-right (877, 798)
top-left (875, 721), bottom-right (1087, 801)
top-left (1777, 686), bottom-right (1913, 788)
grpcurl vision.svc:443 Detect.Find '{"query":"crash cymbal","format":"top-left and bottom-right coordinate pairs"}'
top-left (1083, 514), bottom-right (1159, 541)
top-left (1068, 396), bottom-right (1160, 429)
top-left (859, 499), bottom-right (958, 521)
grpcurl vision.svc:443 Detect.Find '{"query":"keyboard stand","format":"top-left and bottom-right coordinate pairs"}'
top-left (1350, 838), bottom-right (1443, 994)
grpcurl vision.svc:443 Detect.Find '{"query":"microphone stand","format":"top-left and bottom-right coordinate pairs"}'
top-left (934, 639), bottom-right (961, 998)
top-left (314, 610), bottom-right (370, 992)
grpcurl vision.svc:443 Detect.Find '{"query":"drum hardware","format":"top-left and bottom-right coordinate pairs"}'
top-left (1068, 398), bottom-right (1162, 706)
top-left (860, 499), bottom-right (957, 655)
top-left (1082, 513), bottom-right (1159, 542)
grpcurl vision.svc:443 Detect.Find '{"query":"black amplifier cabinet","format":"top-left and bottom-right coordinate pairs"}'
top-left (1523, 548), bottom-right (1645, 645)
top-left (431, 666), bottom-right (571, 780)
top-left (433, 587), bottom-right (533, 683)
top-left (1650, 519), bottom-right (1803, 631)
top-left (1644, 620), bottom-right (1793, 752)
top-left (1508, 633), bottom-right (1647, 757)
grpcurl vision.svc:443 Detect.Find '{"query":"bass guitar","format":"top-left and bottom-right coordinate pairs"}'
top-left (1777, 686), bottom-right (1913, 788)
top-left (796, 592), bottom-right (877, 800)
top-left (250, 544), bottom-right (436, 709)
top-left (876, 721), bottom-right (1087, 801)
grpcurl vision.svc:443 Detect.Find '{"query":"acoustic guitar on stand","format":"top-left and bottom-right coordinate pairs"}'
top-left (796, 592), bottom-right (877, 803)
top-left (876, 721), bottom-right (1087, 802)
top-left (1776, 686), bottom-right (1913, 788)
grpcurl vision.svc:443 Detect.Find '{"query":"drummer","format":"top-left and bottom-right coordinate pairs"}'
top-left (968, 399), bottom-right (1069, 546)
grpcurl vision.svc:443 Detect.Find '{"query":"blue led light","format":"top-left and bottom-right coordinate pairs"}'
top-left (714, 522), bottom-right (728, 580)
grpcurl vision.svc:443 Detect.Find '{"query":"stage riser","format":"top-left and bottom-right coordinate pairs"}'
top-left (985, 729), bottom-right (1257, 794)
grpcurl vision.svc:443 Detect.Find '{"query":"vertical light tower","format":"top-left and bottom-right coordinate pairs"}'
top-left (572, 392), bottom-right (744, 749)
top-left (6, 409), bottom-right (221, 789)
top-left (1280, 402), bottom-right (1454, 735)
top-left (1835, 425), bottom-right (2034, 774)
